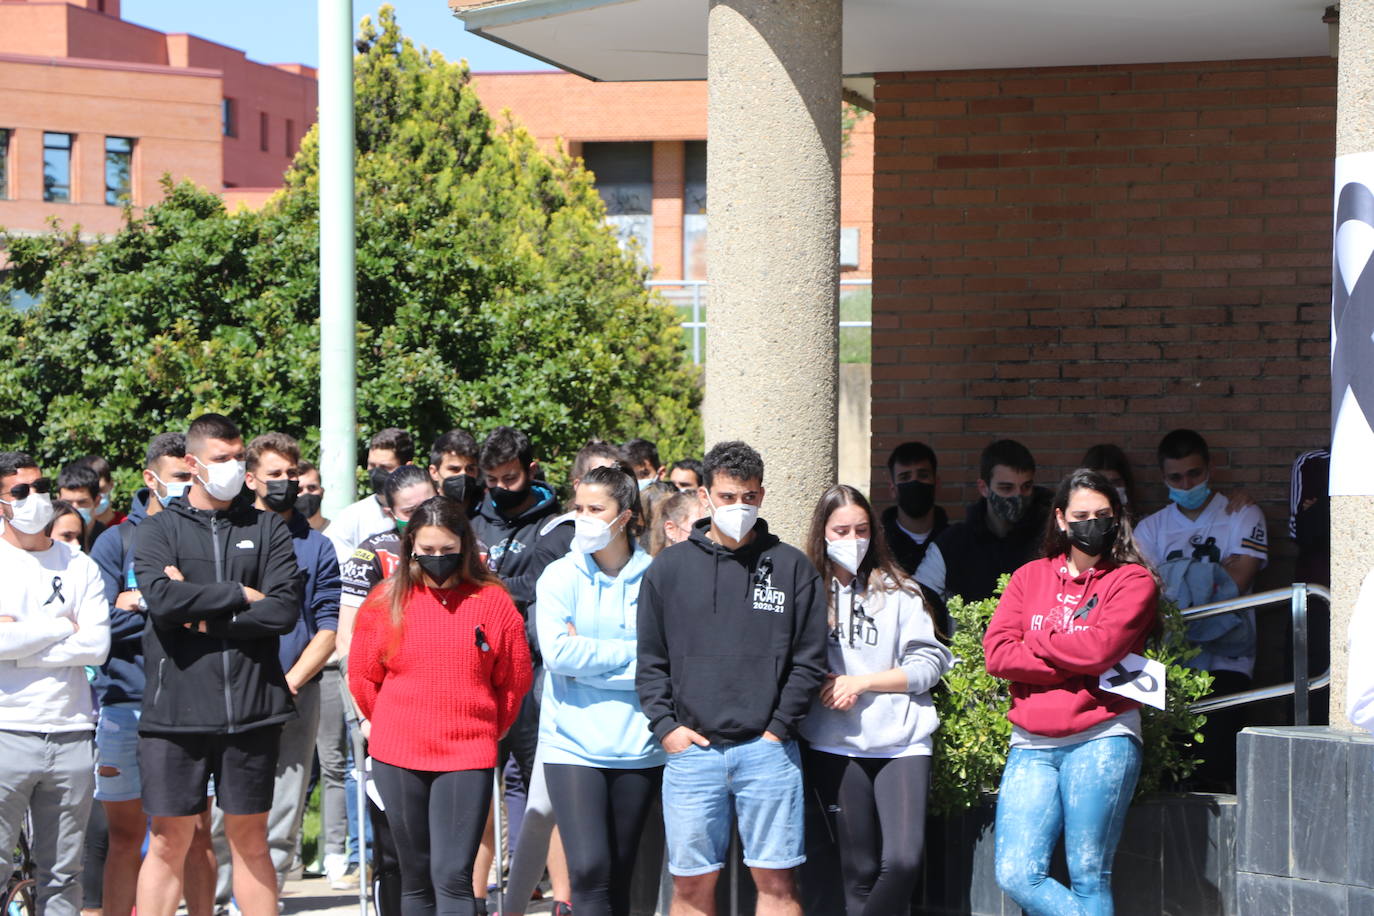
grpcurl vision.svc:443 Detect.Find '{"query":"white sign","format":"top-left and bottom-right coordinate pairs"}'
top-left (1099, 652), bottom-right (1167, 710)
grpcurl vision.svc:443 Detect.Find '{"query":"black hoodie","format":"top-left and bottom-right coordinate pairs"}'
top-left (636, 517), bottom-right (827, 746)
top-left (470, 482), bottom-right (569, 613)
top-left (133, 493), bottom-right (301, 734)
top-left (927, 487), bottom-right (1053, 603)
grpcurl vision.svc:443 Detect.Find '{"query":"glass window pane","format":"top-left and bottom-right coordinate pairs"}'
top-left (43, 132), bottom-right (72, 203)
top-left (582, 142), bottom-right (653, 215)
top-left (0, 129), bottom-right (9, 201)
top-left (105, 136), bottom-right (133, 205)
top-left (222, 98), bottom-right (236, 137)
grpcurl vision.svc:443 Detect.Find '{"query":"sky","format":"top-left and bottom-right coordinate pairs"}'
top-left (120, 0), bottom-right (550, 73)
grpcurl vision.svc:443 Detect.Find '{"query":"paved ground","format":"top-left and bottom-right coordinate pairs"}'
top-left (279, 875), bottom-right (556, 916)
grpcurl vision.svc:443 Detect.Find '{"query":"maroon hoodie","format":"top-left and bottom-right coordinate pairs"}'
top-left (984, 556), bottom-right (1158, 739)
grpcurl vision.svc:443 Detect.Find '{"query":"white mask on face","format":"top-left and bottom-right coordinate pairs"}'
top-left (4, 491), bottom-right (55, 535)
top-left (711, 500), bottom-right (759, 542)
top-left (826, 537), bottom-right (870, 576)
top-left (195, 456), bottom-right (247, 502)
top-left (573, 515), bottom-right (616, 554)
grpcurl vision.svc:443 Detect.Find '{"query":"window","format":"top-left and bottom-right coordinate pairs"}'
top-left (222, 98), bottom-right (237, 137)
top-left (43, 132), bottom-right (73, 203)
top-left (0, 129), bottom-right (10, 201)
top-left (259, 111), bottom-right (269, 152)
top-left (582, 142), bottom-right (653, 267)
top-left (285, 119), bottom-right (296, 157)
top-left (683, 140), bottom-right (707, 279)
top-left (105, 136), bottom-right (133, 205)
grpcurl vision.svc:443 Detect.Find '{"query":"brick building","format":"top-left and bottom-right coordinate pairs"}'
top-left (0, 0), bottom-right (317, 238)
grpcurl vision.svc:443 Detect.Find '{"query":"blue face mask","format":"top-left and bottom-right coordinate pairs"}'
top-left (76, 506), bottom-right (92, 524)
top-left (1168, 479), bottom-right (1211, 511)
top-left (95, 492), bottom-right (111, 517)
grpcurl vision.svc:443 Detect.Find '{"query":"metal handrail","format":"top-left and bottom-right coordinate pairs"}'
top-left (1180, 583), bottom-right (1330, 724)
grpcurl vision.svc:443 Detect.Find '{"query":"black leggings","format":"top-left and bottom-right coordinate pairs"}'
top-left (372, 761), bottom-right (492, 916)
top-left (807, 750), bottom-right (931, 916)
top-left (544, 762), bottom-right (663, 916)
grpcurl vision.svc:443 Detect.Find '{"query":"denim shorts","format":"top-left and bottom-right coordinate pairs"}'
top-left (662, 736), bottom-right (806, 876)
top-left (94, 702), bottom-right (142, 803)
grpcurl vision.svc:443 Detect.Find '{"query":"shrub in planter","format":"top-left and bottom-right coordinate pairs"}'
top-left (929, 576), bottom-right (1213, 816)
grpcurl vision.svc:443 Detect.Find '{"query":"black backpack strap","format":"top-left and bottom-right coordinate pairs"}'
top-left (119, 520), bottom-right (136, 564)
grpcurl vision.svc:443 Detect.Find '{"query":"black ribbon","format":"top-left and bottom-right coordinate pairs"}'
top-left (43, 576), bottom-right (64, 607)
top-left (1106, 661), bottom-right (1157, 693)
top-left (1073, 595), bottom-right (1098, 622)
top-left (1332, 180), bottom-right (1374, 440)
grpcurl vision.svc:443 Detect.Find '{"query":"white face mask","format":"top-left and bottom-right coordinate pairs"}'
top-left (825, 537), bottom-right (870, 576)
top-left (710, 500), bottom-right (759, 542)
top-left (151, 472), bottom-right (192, 507)
top-left (195, 456), bottom-right (247, 502)
top-left (4, 491), bottom-right (55, 535)
top-left (572, 514), bottom-right (618, 554)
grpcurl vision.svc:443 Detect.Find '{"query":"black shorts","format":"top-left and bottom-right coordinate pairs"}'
top-left (138, 725), bottom-right (282, 817)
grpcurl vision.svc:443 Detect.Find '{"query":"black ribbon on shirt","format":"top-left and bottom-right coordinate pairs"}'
top-left (43, 576), bottom-right (64, 606)
top-left (1332, 180), bottom-right (1374, 444)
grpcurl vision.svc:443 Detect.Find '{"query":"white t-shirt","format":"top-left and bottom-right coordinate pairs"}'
top-left (324, 495), bottom-right (392, 572)
top-left (897, 521), bottom-right (931, 546)
top-left (0, 537), bottom-right (111, 732)
top-left (1135, 494), bottom-right (1268, 675)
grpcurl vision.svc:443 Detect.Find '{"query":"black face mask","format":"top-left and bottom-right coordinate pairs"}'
top-left (489, 482), bottom-right (529, 512)
top-left (294, 492), bottom-right (323, 520)
top-left (987, 491), bottom-right (1029, 525)
top-left (896, 480), bottom-right (936, 519)
top-left (1067, 516), bottom-right (1119, 557)
top-left (415, 552), bottom-right (462, 585)
top-left (263, 478), bottom-right (300, 512)
top-left (368, 466), bottom-right (391, 496)
top-left (442, 474), bottom-right (480, 506)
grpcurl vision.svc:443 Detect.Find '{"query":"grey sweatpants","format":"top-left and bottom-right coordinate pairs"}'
top-left (213, 679), bottom-right (322, 900)
top-left (0, 729), bottom-right (95, 916)
top-left (315, 666), bottom-right (350, 858)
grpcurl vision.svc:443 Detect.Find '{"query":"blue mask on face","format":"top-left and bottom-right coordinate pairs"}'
top-left (76, 506), bottom-right (92, 524)
top-left (1168, 479), bottom-right (1211, 511)
top-left (95, 492), bottom-right (111, 517)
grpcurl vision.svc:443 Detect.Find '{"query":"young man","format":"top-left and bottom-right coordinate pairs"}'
top-left (324, 427), bottom-right (413, 564)
top-left (295, 461), bottom-right (328, 532)
top-left (208, 433), bottom-right (340, 899)
top-left (880, 441), bottom-right (948, 576)
top-left (622, 437), bottom-right (664, 489)
top-left (58, 461), bottom-right (107, 550)
top-left (0, 453), bottom-right (111, 916)
top-left (917, 439), bottom-right (1052, 607)
top-left (668, 459), bottom-right (704, 494)
top-left (427, 428), bottom-right (481, 515)
top-left (132, 414), bottom-right (302, 916)
top-left (87, 434), bottom-right (213, 916)
top-left (1134, 429), bottom-right (1267, 790)
top-left (637, 441), bottom-right (827, 916)
top-left (74, 455), bottom-right (125, 528)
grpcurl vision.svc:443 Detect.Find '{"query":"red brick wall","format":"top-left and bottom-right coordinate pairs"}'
top-left (870, 57), bottom-right (1334, 574)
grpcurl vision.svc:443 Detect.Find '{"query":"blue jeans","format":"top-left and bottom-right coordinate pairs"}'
top-left (662, 737), bottom-right (805, 876)
top-left (993, 736), bottom-right (1141, 916)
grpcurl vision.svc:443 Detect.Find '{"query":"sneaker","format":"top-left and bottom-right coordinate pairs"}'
top-left (329, 871), bottom-right (359, 891)
top-left (553, 902), bottom-right (573, 916)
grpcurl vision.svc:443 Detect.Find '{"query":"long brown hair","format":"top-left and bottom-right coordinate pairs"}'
top-left (805, 484), bottom-right (938, 627)
top-left (384, 496), bottom-right (503, 634)
top-left (1040, 468), bottom-right (1152, 571)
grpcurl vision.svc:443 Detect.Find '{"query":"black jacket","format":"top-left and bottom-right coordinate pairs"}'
top-left (470, 483), bottom-right (568, 613)
top-left (133, 494), bottom-right (302, 735)
top-left (929, 487), bottom-right (1053, 604)
top-left (636, 518), bottom-right (828, 745)
top-left (881, 504), bottom-right (949, 577)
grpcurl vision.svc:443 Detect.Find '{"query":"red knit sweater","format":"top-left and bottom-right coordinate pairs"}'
top-left (348, 581), bottom-right (532, 772)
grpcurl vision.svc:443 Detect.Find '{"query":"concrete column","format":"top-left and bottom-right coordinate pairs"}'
top-left (703, 0), bottom-right (841, 546)
top-left (1331, 3), bottom-right (1374, 727)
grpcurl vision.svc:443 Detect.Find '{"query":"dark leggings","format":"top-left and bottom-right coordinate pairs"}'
top-left (372, 761), bottom-right (491, 916)
top-left (807, 750), bottom-right (931, 916)
top-left (544, 762), bottom-right (663, 916)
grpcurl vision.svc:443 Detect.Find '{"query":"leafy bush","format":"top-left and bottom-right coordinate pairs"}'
top-left (930, 576), bottom-right (1212, 815)
top-left (0, 6), bottom-right (701, 498)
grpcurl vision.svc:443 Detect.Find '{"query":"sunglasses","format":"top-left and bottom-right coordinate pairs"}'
top-left (6, 477), bottom-right (52, 501)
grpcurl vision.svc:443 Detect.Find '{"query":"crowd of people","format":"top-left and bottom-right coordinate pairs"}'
top-left (0, 413), bottom-right (1324, 916)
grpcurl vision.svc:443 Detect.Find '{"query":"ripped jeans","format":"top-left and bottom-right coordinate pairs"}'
top-left (993, 736), bottom-right (1141, 916)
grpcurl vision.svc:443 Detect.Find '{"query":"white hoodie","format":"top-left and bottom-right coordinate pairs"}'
top-left (801, 575), bottom-right (952, 757)
top-left (0, 536), bottom-right (110, 732)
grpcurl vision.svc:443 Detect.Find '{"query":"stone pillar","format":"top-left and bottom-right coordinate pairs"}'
top-left (703, 0), bottom-right (842, 546)
top-left (1331, 3), bottom-right (1374, 727)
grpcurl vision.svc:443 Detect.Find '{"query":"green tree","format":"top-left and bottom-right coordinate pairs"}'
top-left (0, 5), bottom-right (700, 495)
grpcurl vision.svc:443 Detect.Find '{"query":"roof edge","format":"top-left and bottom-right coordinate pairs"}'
top-left (452, 0), bottom-right (632, 30)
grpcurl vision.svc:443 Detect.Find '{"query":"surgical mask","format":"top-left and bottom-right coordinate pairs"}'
top-left (442, 474), bottom-right (479, 506)
top-left (826, 537), bottom-right (870, 576)
top-left (896, 480), bottom-right (935, 519)
top-left (1066, 516), bottom-right (1118, 557)
top-left (637, 477), bottom-right (654, 492)
top-left (151, 472), bottom-right (191, 507)
top-left (1168, 479), bottom-right (1211, 511)
top-left (573, 515), bottom-right (618, 554)
top-left (295, 492), bottom-right (323, 519)
top-left (710, 500), bottom-right (759, 542)
top-left (4, 491), bottom-right (54, 535)
top-left (96, 492), bottom-right (111, 517)
top-left (195, 456), bottom-right (247, 502)
top-left (262, 478), bottom-right (300, 512)
top-left (415, 552), bottom-right (462, 585)
top-left (76, 506), bottom-right (93, 524)
top-left (368, 466), bottom-right (391, 496)
top-left (987, 490), bottom-right (1029, 525)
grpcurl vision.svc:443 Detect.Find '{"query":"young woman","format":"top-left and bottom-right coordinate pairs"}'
top-left (49, 499), bottom-right (87, 549)
top-left (984, 469), bottom-right (1160, 916)
top-left (349, 497), bottom-right (531, 916)
top-left (799, 484), bottom-right (952, 916)
top-left (534, 465), bottom-right (665, 916)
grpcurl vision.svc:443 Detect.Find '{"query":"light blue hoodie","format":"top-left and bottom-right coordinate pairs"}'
top-left (535, 545), bottom-right (666, 768)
